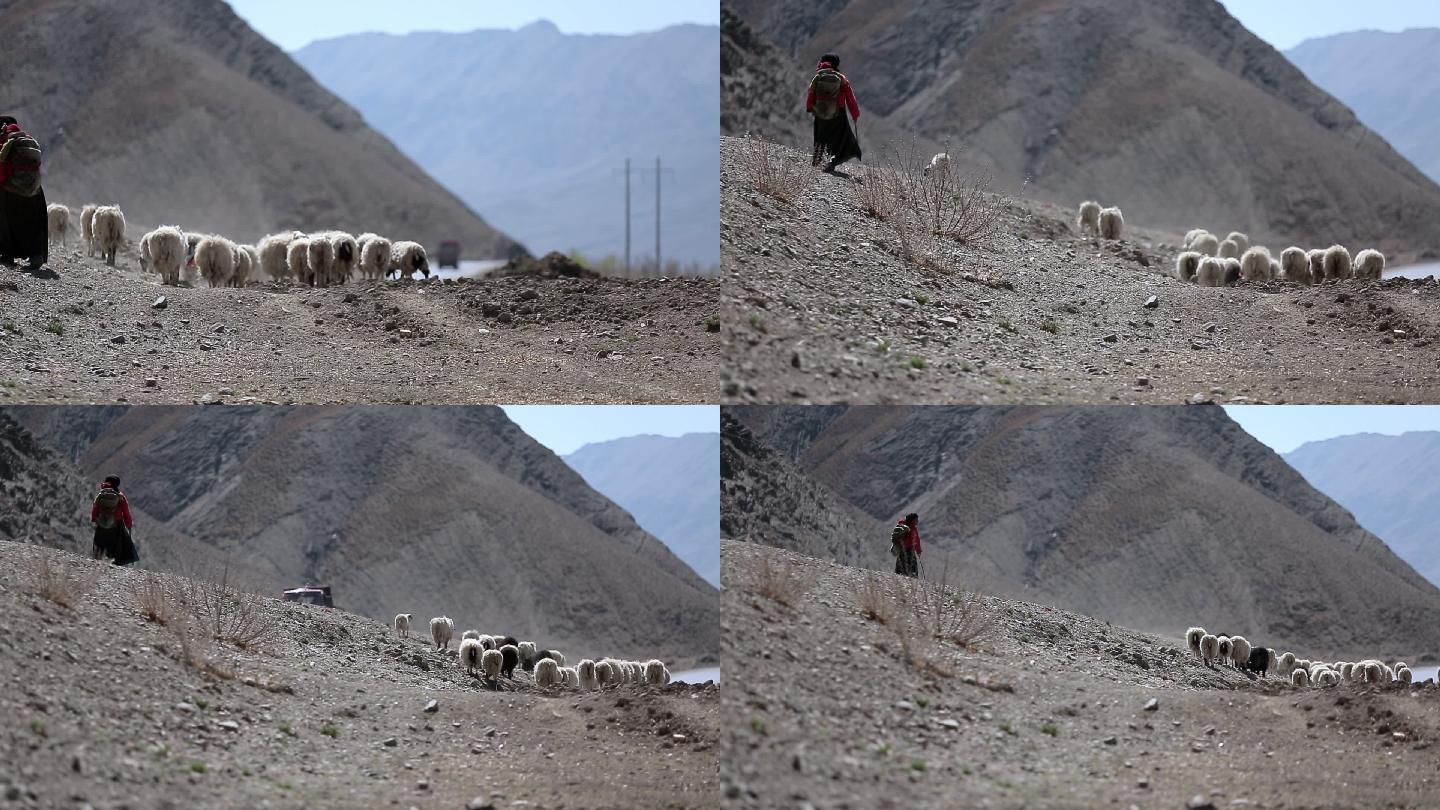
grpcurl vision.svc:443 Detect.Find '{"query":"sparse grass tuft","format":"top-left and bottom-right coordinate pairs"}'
top-left (750, 717), bottom-right (766, 734)
top-left (45, 319), bottom-right (63, 336)
top-left (998, 319), bottom-right (1016, 333)
top-left (914, 294), bottom-right (929, 305)
top-left (999, 721), bottom-right (1012, 734)
top-left (174, 565), bottom-right (277, 651)
top-left (27, 554), bottom-right (94, 608)
top-left (189, 762), bottom-right (207, 774)
top-left (959, 361), bottom-right (974, 373)
top-left (320, 724), bottom-right (338, 738)
top-left (909, 759), bottom-right (927, 772)
top-left (856, 571), bottom-right (893, 625)
top-left (30, 719), bottom-right (46, 736)
top-left (752, 552), bottom-right (814, 608)
top-left (1, 320), bottom-right (17, 333)
top-left (1041, 722), bottom-right (1058, 737)
top-left (739, 133), bottom-right (818, 203)
top-left (279, 722), bottom-right (295, 737)
top-left (916, 698), bottom-right (929, 709)
top-left (997, 377), bottom-right (1014, 386)
top-left (194, 698), bottom-right (208, 710)
top-left (1041, 319), bottom-right (1059, 334)
top-left (908, 356), bottom-right (926, 370)
top-left (132, 572), bottom-right (176, 625)
top-left (748, 313), bottom-right (766, 333)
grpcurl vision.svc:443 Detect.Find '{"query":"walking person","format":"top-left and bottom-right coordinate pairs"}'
top-left (805, 53), bottom-right (862, 172)
top-left (91, 475), bottom-right (139, 566)
top-left (890, 512), bottom-right (922, 578)
top-left (0, 115), bottom-right (55, 277)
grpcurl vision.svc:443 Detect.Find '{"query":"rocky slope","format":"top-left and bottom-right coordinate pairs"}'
top-left (719, 136), bottom-right (1440, 404)
top-left (723, 0), bottom-right (1440, 254)
top-left (0, 0), bottom-right (522, 256)
top-left (5, 405), bottom-right (719, 667)
top-left (722, 540), bottom-right (1440, 810)
top-left (0, 541), bottom-right (717, 810)
top-left (565, 432), bottom-right (721, 587)
top-left (724, 404), bottom-right (1440, 659)
top-left (1285, 430), bottom-right (1440, 590)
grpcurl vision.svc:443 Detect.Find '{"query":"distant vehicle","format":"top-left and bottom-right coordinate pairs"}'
top-left (282, 585), bottom-right (333, 608)
top-left (438, 241), bottom-right (460, 269)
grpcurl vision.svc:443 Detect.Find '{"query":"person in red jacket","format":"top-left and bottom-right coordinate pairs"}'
top-left (805, 53), bottom-right (862, 172)
top-left (892, 512), bottom-right (922, 578)
top-left (0, 115), bottom-right (53, 276)
top-left (91, 475), bottom-right (139, 565)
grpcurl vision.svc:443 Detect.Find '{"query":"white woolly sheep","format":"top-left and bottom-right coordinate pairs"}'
top-left (1323, 245), bottom-right (1352, 280)
top-left (1229, 636), bottom-right (1252, 669)
top-left (47, 203), bottom-right (70, 247)
top-left (1364, 662), bottom-right (1383, 683)
top-left (1216, 637), bottom-right (1233, 667)
top-left (535, 658), bottom-right (560, 687)
top-left (1291, 668), bottom-right (1310, 687)
top-left (92, 205), bottom-right (126, 267)
top-left (1183, 229), bottom-right (1209, 249)
top-left (1225, 232), bottom-right (1250, 253)
top-left (1200, 634), bottom-right (1220, 666)
top-left (258, 231), bottom-right (301, 282)
top-left (560, 666), bottom-right (580, 688)
top-left (925, 152), bottom-right (951, 178)
top-left (578, 659), bottom-right (599, 690)
top-left (1185, 627), bottom-right (1206, 657)
top-left (1268, 257), bottom-right (1281, 281)
top-left (1223, 257), bottom-right (1242, 286)
top-left (306, 233), bottom-right (336, 287)
top-left (1317, 670), bottom-right (1339, 687)
top-left (459, 638), bottom-right (483, 675)
top-left (389, 240), bottom-right (430, 279)
top-left (80, 204), bottom-right (98, 257)
top-left (1338, 662), bottom-right (1354, 681)
top-left (1353, 249), bottom-right (1385, 281)
top-left (1190, 233), bottom-right (1219, 256)
top-left (430, 616), bottom-right (454, 651)
top-left (358, 233), bottom-right (392, 280)
top-left (393, 612), bottom-right (413, 638)
top-left (462, 629), bottom-right (480, 641)
top-left (286, 237), bottom-right (311, 283)
top-left (1306, 249), bottom-right (1325, 282)
top-left (1266, 648), bottom-right (1279, 675)
top-left (232, 244), bottom-right (258, 287)
top-left (1280, 247), bottom-right (1311, 284)
top-left (1218, 238), bottom-right (1240, 260)
top-left (143, 226), bottom-right (186, 287)
top-left (328, 231), bottom-right (359, 285)
top-left (1278, 651), bottom-right (1297, 677)
top-left (1098, 207), bottom-right (1124, 240)
top-left (645, 659), bottom-right (670, 685)
top-left (481, 648), bottom-right (503, 681)
top-left (1175, 252), bottom-right (1203, 283)
top-left (194, 236), bottom-right (236, 288)
top-left (518, 641), bottom-right (537, 669)
top-left (595, 661), bottom-right (615, 686)
top-left (1398, 666), bottom-right (1413, 685)
top-left (1195, 256), bottom-right (1226, 287)
top-left (1239, 247), bottom-right (1271, 283)
top-left (1076, 201), bottom-right (1101, 236)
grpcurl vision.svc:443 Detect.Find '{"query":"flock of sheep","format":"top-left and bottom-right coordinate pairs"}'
top-left (1185, 627), bottom-right (1422, 688)
top-left (44, 202), bottom-right (430, 287)
top-left (392, 612), bottom-right (674, 692)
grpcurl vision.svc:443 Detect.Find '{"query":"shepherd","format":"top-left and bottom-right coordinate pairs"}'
top-left (890, 512), bottom-right (922, 578)
top-left (806, 53), bottom-right (862, 172)
top-left (91, 475), bottom-right (139, 566)
top-left (0, 115), bottom-right (54, 277)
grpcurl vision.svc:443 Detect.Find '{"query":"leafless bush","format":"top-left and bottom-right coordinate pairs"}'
top-left (752, 551), bottom-right (814, 608)
top-left (171, 615), bottom-right (237, 681)
top-left (863, 138), bottom-right (1006, 270)
top-left (173, 566), bottom-right (276, 651)
top-left (27, 554), bottom-right (95, 608)
top-left (898, 557), bottom-right (999, 651)
top-left (132, 571), bottom-right (176, 625)
top-left (739, 133), bottom-right (817, 203)
top-left (855, 570), bottom-right (894, 624)
top-left (855, 166), bottom-right (900, 222)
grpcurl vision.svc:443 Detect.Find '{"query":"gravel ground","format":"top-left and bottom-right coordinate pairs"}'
top-left (0, 247), bottom-right (718, 405)
top-left (720, 136), bottom-right (1440, 404)
top-left (721, 540), bottom-right (1440, 810)
top-left (0, 541), bottom-right (718, 810)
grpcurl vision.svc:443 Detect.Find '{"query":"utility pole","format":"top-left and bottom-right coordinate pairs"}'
top-left (625, 158), bottom-right (631, 276)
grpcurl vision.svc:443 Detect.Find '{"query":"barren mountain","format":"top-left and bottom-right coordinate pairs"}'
top-left (5, 405), bottom-right (719, 667)
top-left (723, 0), bottom-right (1440, 254)
top-left (0, 0), bottom-right (523, 256)
top-left (725, 404), bottom-right (1440, 659)
top-left (1285, 430), bottom-right (1440, 590)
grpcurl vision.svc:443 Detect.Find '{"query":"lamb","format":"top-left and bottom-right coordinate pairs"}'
top-left (47, 203), bottom-right (70, 247)
top-left (1225, 232), bottom-right (1250, 253)
top-left (577, 659), bottom-right (599, 690)
top-left (1280, 247), bottom-right (1311, 285)
top-left (499, 644), bottom-right (519, 679)
top-left (1185, 627), bottom-right (1206, 657)
top-left (645, 659), bottom-right (671, 685)
top-left (286, 237), bottom-right (311, 283)
top-left (1076, 201), bottom-right (1101, 236)
top-left (481, 648), bottom-right (504, 683)
top-left (1195, 256), bottom-right (1227, 287)
top-left (328, 231), bottom-right (359, 285)
top-left (430, 616), bottom-right (455, 651)
top-left (1291, 668), bottom-right (1310, 687)
top-left (142, 226), bottom-right (187, 286)
top-left (1268, 257), bottom-right (1281, 281)
top-left (535, 658), bottom-right (561, 687)
top-left (1218, 238), bottom-right (1241, 260)
top-left (1239, 247), bottom-right (1271, 283)
top-left (1229, 636), bottom-right (1252, 669)
top-left (458, 638), bottom-right (483, 675)
top-left (92, 205), bottom-right (126, 266)
top-left (1223, 258), bottom-right (1242, 286)
top-left (393, 612), bottom-right (413, 638)
top-left (1353, 249), bottom-right (1385, 281)
top-left (1098, 207), bottom-right (1124, 240)
top-left (194, 236), bottom-right (237, 288)
top-left (1175, 252), bottom-right (1203, 283)
top-left (1322, 245), bottom-right (1352, 281)
top-left (389, 240), bottom-right (430, 279)
top-left (357, 233), bottom-right (392, 280)
top-left (925, 152), bottom-right (951, 178)
top-left (306, 233), bottom-right (336, 287)
top-left (80, 204), bottom-right (98, 257)
top-left (1190, 232), bottom-right (1220, 256)
top-left (560, 666), bottom-right (580, 688)
top-left (1245, 646), bottom-right (1271, 677)
top-left (1200, 634), bottom-right (1220, 667)
top-left (462, 629), bottom-right (480, 641)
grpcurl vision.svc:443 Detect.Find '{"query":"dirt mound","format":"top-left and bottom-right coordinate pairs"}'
top-left (492, 251), bottom-right (602, 280)
top-left (0, 541), bottom-right (716, 809)
top-left (721, 540), bottom-right (1440, 810)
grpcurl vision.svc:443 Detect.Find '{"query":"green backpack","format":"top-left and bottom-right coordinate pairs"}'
top-left (94, 488), bottom-right (121, 530)
top-left (890, 522), bottom-right (908, 556)
top-left (0, 132), bottom-right (42, 196)
top-left (811, 69), bottom-right (845, 120)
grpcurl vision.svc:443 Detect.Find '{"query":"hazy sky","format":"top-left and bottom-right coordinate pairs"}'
top-left (226, 0), bottom-right (719, 51)
top-left (1220, 0), bottom-right (1440, 50)
top-left (1224, 405), bottom-right (1440, 454)
top-left (500, 405), bottom-right (718, 456)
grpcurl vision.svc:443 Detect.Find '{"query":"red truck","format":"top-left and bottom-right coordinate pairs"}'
top-left (281, 585), bottom-right (334, 608)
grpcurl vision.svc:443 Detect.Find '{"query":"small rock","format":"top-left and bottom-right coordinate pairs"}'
top-left (1103, 735), bottom-right (1118, 745)
top-left (109, 335), bottom-right (126, 344)
top-left (895, 298), bottom-right (918, 309)
top-left (423, 699), bottom-right (439, 714)
top-left (895, 701), bottom-right (916, 712)
top-left (151, 296), bottom-right (168, 310)
top-left (1143, 295), bottom-right (1158, 309)
top-left (416, 780), bottom-right (429, 791)
top-left (518, 289), bottom-right (538, 302)
top-left (1187, 796), bottom-right (1215, 810)
top-left (174, 703), bottom-right (197, 713)
top-left (1102, 334), bottom-right (1118, 343)
top-left (1137, 778), bottom-right (1149, 789)
top-left (1188, 393), bottom-right (1209, 405)
top-left (936, 316), bottom-right (959, 327)
top-left (383, 737), bottom-right (398, 747)
top-left (467, 799), bottom-right (496, 810)
top-left (790, 352), bottom-right (801, 369)
top-left (343, 293), bottom-right (357, 303)
top-left (216, 720), bottom-right (240, 731)
top-left (1136, 377), bottom-right (1149, 387)
top-left (1143, 698), bottom-right (1159, 712)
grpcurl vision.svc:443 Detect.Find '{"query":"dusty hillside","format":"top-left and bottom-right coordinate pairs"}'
top-left (722, 541), bottom-right (1440, 810)
top-left (0, 0), bottom-right (523, 256)
top-left (720, 137), bottom-right (1440, 404)
top-left (724, 0), bottom-right (1440, 254)
top-left (0, 253), bottom-right (719, 405)
top-left (0, 541), bottom-right (716, 810)
top-left (725, 404), bottom-right (1440, 660)
top-left (0, 409), bottom-right (91, 553)
top-left (5, 405), bottom-right (720, 668)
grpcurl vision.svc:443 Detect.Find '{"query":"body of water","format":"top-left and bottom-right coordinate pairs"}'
top-left (1411, 665), bottom-right (1439, 684)
top-left (1385, 262), bottom-right (1440, 280)
top-left (672, 666), bottom-right (720, 684)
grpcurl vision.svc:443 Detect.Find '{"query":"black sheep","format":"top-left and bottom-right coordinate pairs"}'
top-left (1246, 646), bottom-right (1271, 678)
top-left (501, 645), bottom-right (519, 679)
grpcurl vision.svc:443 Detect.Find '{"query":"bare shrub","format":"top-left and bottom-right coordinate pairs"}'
top-left (173, 566), bottom-right (276, 651)
top-left (866, 138), bottom-right (1006, 270)
top-left (855, 570), bottom-right (894, 624)
top-left (898, 557), bottom-right (1000, 651)
top-left (132, 571), bottom-right (176, 625)
top-left (27, 554), bottom-right (95, 608)
top-left (855, 166), bottom-right (900, 221)
top-left (752, 551), bottom-right (814, 607)
top-left (171, 615), bottom-right (237, 681)
top-left (739, 133), bottom-right (817, 203)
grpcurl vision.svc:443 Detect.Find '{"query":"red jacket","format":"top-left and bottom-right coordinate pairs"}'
top-left (91, 490), bottom-right (134, 530)
top-left (805, 63), bottom-right (861, 120)
top-left (897, 519), bottom-right (922, 553)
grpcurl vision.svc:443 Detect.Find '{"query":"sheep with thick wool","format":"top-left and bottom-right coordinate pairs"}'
top-left (1225, 232), bottom-right (1250, 253)
top-left (1190, 232), bottom-right (1219, 256)
top-left (1280, 247), bottom-right (1311, 284)
top-left (458, 638), bottom-right (483, 675)
top-left (1291, 668), bottom-right (1311, 687)
top-left (92, 205), bottom-right (126, 267)
top-left (306, 233), bottom-right (336, 287)
top-left (462, 629), bottom-right (480, 642)
top-left (499, 644), bottom-right (519, 679)
top-left (47, 203), bottom-right (70, 247)
top-left (389, 241), bottom-right (430, 279)
top-left (1099, 207), bottom-right (1124, 240)
top-left (1175, 252), bottom-right (1202, 283)
top-left (142, 226), bottom-right (187, 286)
top-left (1229, 636), bottom-right (1253, 669)
top-left (1218, 238), bottom-right (1241, 260)
top-left (286, 237), bottom-right (311, 283)
top-left (1076, 201), bottom-right (1101, 236)
top-left (1239, 247), bottom-right (1272, 283)
top-left (80, 204), bottom-right (98, 257)
top-left (328, 232), bottom-right (359, 285)
top-left (518, 641), bottom-right (537, 670)
top-left (535, 658), bottom-right (561, 687)
top-left (1323, 245), bottom-right (1352, 281)
top-left (1353, 249), bottom-right (1385, 281)
top-left (393, 613), bottom-right (413, 638)
top-left (1195, 257), bottom-right (1226, 287)
top-left (1200, 634), bottom-right (1220, 667)
top-left (258, 232), bottom-right (301, 282)
top-left (560, 666), bottom-right (580, 688)
top-left (358, 233), bottom-right (392, 280)
top-left (481, 648), bottom-right (504, 683)
top-left (195, 236), bottom-right (236, 288)
top-left (1186, 627), bottom-right (1206, 658)
top-left (577, 659), bottom-right (599, 690)
top-left (232, 244), bottom-right (258, 287)
top-left (645, 659), bottom-right (671, 685)
top-left (925, 152), bottom-right (951, 178)
top-left (430, 616), bottom-right (455, 651)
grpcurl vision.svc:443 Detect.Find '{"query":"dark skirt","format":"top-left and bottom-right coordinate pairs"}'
top-left (813, 114), bottom-right (862, 167)
top-left (94, 523), bottom-right (138, 566)
top-left (0, 184), bottom-right (48, 267)
top-left (894, 547), bottom-right (919, 578)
